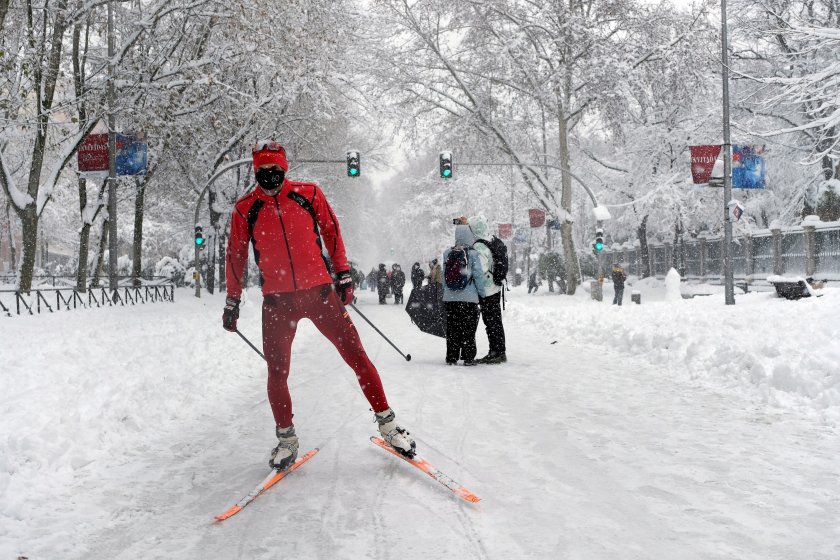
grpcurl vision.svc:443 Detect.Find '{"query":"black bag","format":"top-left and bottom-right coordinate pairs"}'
top-left (476, 237), bottom-right (509, 286)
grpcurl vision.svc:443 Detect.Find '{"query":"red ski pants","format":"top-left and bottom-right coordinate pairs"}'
top-left (261, 285), bottom-right (389, 427)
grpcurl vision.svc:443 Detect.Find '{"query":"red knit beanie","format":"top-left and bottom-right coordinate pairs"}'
top-left (252, 143), bottom-right (289, 172)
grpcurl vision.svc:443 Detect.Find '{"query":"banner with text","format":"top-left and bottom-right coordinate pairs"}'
top-left (528, 208), bottom-right (546, 228)
top-left (689, 145), bottom-right (721, 184)
top-left (78, 132), bottom-right (148, 176)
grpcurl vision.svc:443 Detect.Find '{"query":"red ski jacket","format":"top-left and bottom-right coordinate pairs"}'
top-left (225, 179), bottom-right (348, 299)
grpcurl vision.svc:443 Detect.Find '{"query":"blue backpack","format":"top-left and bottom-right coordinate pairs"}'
top-left (444, 246), bottom-right (472, 290)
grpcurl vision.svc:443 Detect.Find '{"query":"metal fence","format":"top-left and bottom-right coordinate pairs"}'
top-left (604, 221), bottom-right (840, 281)
top-left (0, 284), bottom-right (175, 317)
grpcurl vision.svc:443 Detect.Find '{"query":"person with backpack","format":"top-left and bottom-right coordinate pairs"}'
top-left (223, 140), bottom-right (416, 470)
top-left (390, 263), bottom-right (406, 304)
top-left (470, 216), bottom-right (507, 364)
top-left (442, 218), bottom-right (486, 366)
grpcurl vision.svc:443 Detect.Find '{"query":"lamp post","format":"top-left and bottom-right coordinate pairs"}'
top-left (107, 0), bottom-right (118, 291)
top-left (721, 0), bottom-right (735, 305)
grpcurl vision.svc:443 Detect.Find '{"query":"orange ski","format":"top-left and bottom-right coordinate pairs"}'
top-left (370, 437), bottom-right (480, 503)
top-left (214, 448), bottom-right (319, 522)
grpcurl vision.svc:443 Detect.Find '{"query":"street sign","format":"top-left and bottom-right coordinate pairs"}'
top-left (78, 132), bottom-right (148, 176)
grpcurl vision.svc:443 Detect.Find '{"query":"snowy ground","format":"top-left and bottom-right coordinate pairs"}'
top-left (1, 281), bottom-right (839, 559)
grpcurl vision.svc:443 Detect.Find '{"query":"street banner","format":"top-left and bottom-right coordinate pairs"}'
top-left (689, 145), bottom-right (721, 184)
top-left (78, 133), bottom-right (108, 173)
top-left (732, 145), bottom-right (765, 189)
top-left (78, 132), bottom-right (148, 176)
top-left (497, 223), bottom-right (513, 239)
top-left (513, 228), bottom-right (529, 245)
top-left (528, 208), bottom-right (545, 228)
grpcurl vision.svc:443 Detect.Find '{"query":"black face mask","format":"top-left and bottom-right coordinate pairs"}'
top-left (256, 168), bottom-right (285, 191)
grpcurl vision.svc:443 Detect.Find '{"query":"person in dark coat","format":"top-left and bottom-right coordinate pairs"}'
top-left (410, 262), bottom-right (425, 291)
top-left (391, 263), bottom-right (406, 304)
top-left (528, 270), bottom-right (540, 294)
top-left (376, 263), bottom-right (389, 304)
top-left (367, 268), bottom-right (377, 292)
top-left (612, 263), bottom-right (627, 306)
top-left (428, 258), bottom-right (443, 302)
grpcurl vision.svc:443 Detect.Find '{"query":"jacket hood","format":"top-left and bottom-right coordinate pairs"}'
top-left (469, 215), bottom-right (489, 239)
top-left (454, 224), bottom-right (475, 246)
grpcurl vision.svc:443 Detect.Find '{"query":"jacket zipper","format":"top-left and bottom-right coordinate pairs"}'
top-left (272, 194), bottom-right (298, 290)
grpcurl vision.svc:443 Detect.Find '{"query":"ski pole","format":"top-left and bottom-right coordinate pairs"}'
top-left (348, 303), bottom-right (412, 362)
top-left (236, 329), bottom-right (266, 361)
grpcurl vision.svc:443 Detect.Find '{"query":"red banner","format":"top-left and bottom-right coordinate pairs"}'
top-left (528, 209), bottom-right (545, 228)
top-left (497, 223), bottom-right (513, 239)
top-left (78, 133), bottom-right (109, 172)
top-left (689, 145), bottom-right (722, 184)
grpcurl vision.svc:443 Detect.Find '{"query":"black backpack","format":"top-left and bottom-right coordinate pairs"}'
top-left (475, 237), bottom-right (509, 286)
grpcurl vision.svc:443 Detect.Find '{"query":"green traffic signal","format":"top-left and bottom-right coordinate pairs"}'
top-left (439, 151), bottom-right (453, 179)
top-left (347, 151), bottom-right (360, 177)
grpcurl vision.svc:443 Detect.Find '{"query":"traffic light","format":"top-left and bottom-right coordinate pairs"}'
top-left (346, 151), bottom-right (360, 177)
top-left (439, 151), bottom-right (453, 179)
top-left (594, 228), bottom-right (604, 252)
top-left (195, 225), bottom-right (204, 248)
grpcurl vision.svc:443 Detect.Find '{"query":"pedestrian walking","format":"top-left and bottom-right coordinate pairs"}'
top-left (442, 218), bottom-right (486, 366)
top-left (376, 263), bottom-right (389, 304)
top-left (470, 216), bottom-right (508, 364)
top-left (391, 263), bottom-right (406, 305)
top-left (410, 262), bottom-right (425, 291)
top-left (223, 140), bottom-right (415, 468)
top-left (528, 270), bottom-right (540, 294)
top-left (612, 263), bottom-right (627, 306)
top-left (428, 258), bottom-right (443, 302)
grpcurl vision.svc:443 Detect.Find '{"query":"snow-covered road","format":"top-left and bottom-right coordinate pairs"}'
top-left (2, 287), bottom-right (838, 559)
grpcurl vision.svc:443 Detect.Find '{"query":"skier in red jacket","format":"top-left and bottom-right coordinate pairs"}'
top-left (223, 140), bottom-right (415, 469)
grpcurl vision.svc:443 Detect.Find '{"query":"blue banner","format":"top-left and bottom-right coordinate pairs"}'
top-left (116, 133), bottom-right (148, 176)
top-left (732, 145), bottom-right (765, 189)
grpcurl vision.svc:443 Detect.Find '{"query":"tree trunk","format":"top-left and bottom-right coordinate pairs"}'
top-left (18, 206), bottom-right (38, 292)
top-left (73, 21), bottom-right (91, 292)
top-left (217, 231), bottom-right (226, 292)
top-left (4, 201), bottom-right (15, 272)
top-left (91, 219), bottom-right (109, 288)
top-left (75, 175), bottom-right (90, 291)
top-left (206, 188), bottom-right (221, 295)
top-left (557, 108), bottom-right (579, 295)
top-left (670, 217), bottom-right (682, 271)
top-left (131, 179), bottom-right (146, 286)
top-left (637, 215), bottom-right (652, 278)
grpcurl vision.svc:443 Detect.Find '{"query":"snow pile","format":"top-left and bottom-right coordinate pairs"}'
top-left (506, 285), bottom-right (840, 425)
top-left (664, 268), bottom-right (682, 302)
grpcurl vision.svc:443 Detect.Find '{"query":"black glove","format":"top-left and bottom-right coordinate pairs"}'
top-left (334, 270), bottom-right (354, 305)
top-left (223, 297), bottom-right (240, 332)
